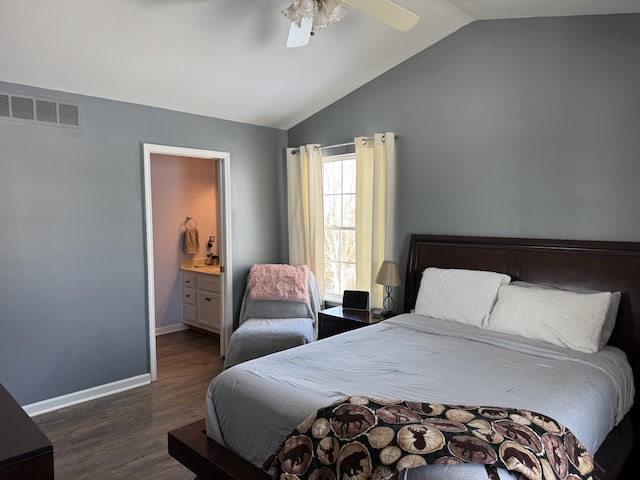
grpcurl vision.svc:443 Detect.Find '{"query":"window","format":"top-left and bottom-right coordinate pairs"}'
top-left (286, 134), bottom-right (395, 309)
top-left (322, 152), bottom-right (356, 303)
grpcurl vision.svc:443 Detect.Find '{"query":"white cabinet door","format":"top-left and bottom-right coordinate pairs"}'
top-left (181, 270), bottom-right (221, 335)
top-left (196, 290), bottom-right (221, 332)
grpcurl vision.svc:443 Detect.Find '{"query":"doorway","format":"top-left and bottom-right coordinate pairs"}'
top-left (143, 144), bottom-right (233, 381)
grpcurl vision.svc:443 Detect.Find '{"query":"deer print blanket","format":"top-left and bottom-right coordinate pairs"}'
top-left (270, 397), bottom-right (601, 480)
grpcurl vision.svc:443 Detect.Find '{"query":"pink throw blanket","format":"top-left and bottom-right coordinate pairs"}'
top-left (248, 264), bottom-right (309, 303)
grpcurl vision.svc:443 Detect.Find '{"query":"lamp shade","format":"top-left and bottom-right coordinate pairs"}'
top-left (375, 261), bottom-right (401, 287)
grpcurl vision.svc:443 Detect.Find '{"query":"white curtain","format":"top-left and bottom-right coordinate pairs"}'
top-left (355, 132), bottom-right (396, 309)
top-left (286, 134), bottom-right (396, 308)
top-left (286, 145), bottom-right (324, 299)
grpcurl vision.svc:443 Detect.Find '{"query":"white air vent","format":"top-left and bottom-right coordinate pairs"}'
top-left (0, 92), bottom-right (81, 128)
top-left (58, 103), bottom-right (80, 126)
top-left (36, 99), bottom-right (58, 123)
top-left (0, 94), bottom-right (9, 118)
top-left (11, 96), bottom-right (35, 120)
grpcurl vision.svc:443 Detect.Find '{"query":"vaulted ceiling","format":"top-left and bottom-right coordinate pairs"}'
top-left (1, 0), bottom-right (638, 129)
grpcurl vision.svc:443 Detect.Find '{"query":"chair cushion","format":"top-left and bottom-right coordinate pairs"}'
top-left (223, 318), bottom-right (314, 368)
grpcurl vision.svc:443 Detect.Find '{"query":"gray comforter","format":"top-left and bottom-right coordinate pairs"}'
top-left (206, 314), bottom-right (634, 480)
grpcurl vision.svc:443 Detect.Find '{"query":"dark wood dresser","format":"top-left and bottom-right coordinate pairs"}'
top-left (0, 383), bottom-right (54, 479)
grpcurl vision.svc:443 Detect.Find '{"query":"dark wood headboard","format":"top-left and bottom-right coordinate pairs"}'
top-left (404, 234), bottom-right (640, 400)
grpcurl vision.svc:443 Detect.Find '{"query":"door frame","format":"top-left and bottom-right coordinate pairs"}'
top-left (142, 143), bottom-right (233, 381)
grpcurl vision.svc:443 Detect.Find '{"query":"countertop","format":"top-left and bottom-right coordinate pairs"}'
top-left (179, 259), bottom-right (220, 276)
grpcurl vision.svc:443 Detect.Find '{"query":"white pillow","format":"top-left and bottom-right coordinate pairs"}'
top-left (414, 268), bottom-right (511, 328)
top-left (487, 284), bottom-right (612, 353)
top-left (511, 281), bottom-right (621, 348)
top-left (600, 292), bottom-right (621, 347)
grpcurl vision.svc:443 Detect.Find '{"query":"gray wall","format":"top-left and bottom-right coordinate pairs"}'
top-left (0, 81), bottom-right (287, 405)
top-left (288, 14), bottom-right (640, 307)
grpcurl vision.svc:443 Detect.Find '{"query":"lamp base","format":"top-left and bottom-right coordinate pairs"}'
top-left (382, 286), bottom-right (395, 314)
top-left (381, 309), bottom-right (396, 319)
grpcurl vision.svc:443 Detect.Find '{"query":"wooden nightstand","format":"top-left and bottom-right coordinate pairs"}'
top-left (318, 306), bottom-right (385, 339)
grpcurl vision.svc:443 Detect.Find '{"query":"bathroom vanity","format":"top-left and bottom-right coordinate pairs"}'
top-left (180, 261), bottom-right (221, 335)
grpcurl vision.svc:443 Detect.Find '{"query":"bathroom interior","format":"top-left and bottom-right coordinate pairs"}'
top-left (149, 153), bottom-right (220, 338)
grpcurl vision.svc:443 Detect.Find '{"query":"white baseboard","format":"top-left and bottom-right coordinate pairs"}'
top-left (155, 323), bottom-right (189, 336)
top-left (24, 373), bottom-right (151, 417)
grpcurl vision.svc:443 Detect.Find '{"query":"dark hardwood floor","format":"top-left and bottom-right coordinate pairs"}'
top-left (34, 329), bottom-right (222, 480)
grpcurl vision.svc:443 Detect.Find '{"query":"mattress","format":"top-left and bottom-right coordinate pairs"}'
top-left (206, 314), bottom-right (634, 479)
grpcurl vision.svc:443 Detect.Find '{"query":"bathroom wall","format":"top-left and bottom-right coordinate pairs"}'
top-left (150, 154), bottom-right (218, 330)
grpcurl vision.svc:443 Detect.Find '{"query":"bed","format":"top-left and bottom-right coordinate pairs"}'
top-left (168, 234), bottom-right (640, 480)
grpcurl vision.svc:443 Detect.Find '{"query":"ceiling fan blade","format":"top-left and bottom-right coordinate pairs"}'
top-left (347, 0), bottom-right (420, 32)
top-left (286, 16), bottom-right (313, 48)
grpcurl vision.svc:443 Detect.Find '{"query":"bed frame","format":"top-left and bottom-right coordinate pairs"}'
top-left (169, 234), bottom-right (640, 480)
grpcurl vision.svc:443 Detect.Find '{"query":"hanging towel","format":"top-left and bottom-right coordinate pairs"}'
top-left (184, 227), bottom-right (200, 255)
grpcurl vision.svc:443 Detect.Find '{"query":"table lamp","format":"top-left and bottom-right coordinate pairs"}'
top-left (375, 261), bottom-right (401, 314)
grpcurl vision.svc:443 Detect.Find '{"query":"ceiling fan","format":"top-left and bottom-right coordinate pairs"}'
top-left (282, 0), bottom-right (420, 48)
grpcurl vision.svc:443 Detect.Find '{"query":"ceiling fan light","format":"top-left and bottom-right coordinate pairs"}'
top-left (313, 0), bottom-right (349, 31)
top-left (282, 0), bottom-right (319, 27)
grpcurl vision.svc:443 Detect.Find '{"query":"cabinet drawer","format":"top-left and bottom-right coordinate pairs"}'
top-left (197, 291), bottom-right (220, 331)
top-left (197, 275), bottom-right (220, 293)
top-left (183, 303), bottom-right (196, 322)
top-left (182, 287), bottom-right (196, 305)
top-left (182, 273), bottom-right (196, 289)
